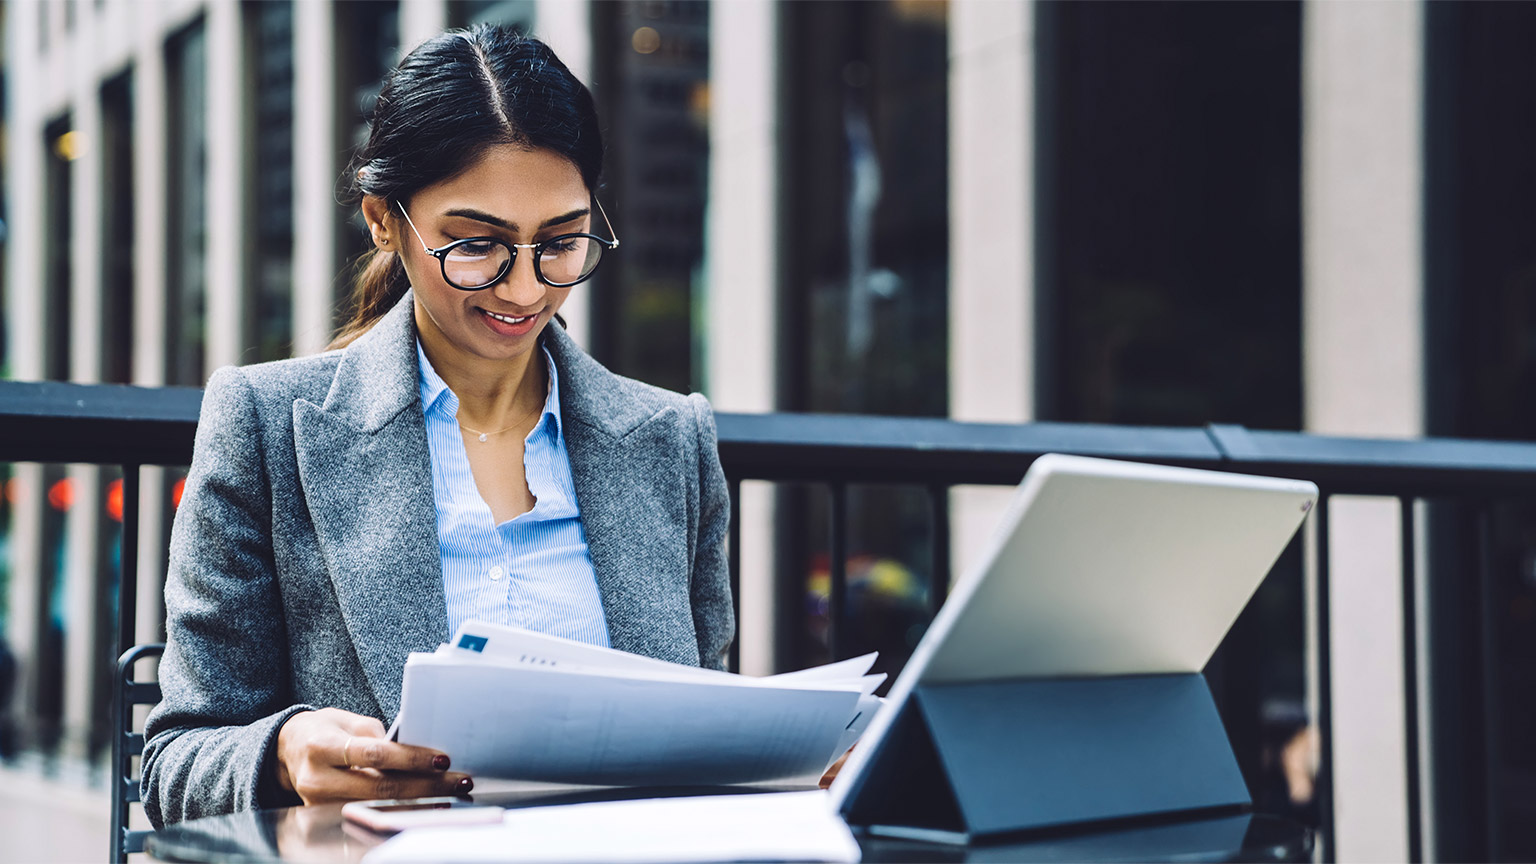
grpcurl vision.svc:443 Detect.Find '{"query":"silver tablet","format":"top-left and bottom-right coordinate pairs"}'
top-left (830, 453), bottom-right (1317, 809)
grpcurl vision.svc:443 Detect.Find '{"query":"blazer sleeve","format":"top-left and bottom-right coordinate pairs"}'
top-left (687, 393), bottom-right (735, 672)
top-left (141, 366), bottom-right (312, 828)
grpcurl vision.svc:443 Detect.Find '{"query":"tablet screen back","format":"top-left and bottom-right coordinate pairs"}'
top-left (919, 454), bottom-right (1317, 683)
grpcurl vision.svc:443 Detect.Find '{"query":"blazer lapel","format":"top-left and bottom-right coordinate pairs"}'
top-left (545, 326), bottom-right (701, 666)
top-left (293, 293), bottom-right (447, 719)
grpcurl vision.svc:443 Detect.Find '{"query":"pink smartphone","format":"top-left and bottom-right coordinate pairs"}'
top-left (341, 797), bottom-right (506, 834)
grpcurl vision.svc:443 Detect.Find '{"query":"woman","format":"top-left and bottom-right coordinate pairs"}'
top-left (141, 26), bottom-right (732, 827)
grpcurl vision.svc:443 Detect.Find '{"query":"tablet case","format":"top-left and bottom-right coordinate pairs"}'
top-left (840, 673), bottom-right (1250, 842)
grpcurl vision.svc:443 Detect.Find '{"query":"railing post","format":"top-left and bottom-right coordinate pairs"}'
top-left (118, 464), bottom-right (141, 657)
top-left (1476, 506), bottom-right (1501, 858)
top-left (1401, 497), bottom-right (1422, 862)
top-left (828, 483), bottom-right (848, 662)
top-left (1315, 494), bottom-right (1336, 862)
top-left (927, 483), bottom-right (950, 614)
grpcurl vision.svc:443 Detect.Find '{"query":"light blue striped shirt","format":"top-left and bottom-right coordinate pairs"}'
top-left (417, 340), bottom-right (611, 648)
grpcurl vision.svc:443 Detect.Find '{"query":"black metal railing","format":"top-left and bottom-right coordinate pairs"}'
top-left (4, 378), bottom-right (1534, 861)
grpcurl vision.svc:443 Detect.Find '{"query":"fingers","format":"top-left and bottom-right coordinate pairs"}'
top-left (329, 767), bottom-right (474, 804)
top-left (338, 735), bottom-right (452, 775)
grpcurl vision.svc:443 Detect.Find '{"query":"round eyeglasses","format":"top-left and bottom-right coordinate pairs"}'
top-left (395, 200), bottom-right (621, 290)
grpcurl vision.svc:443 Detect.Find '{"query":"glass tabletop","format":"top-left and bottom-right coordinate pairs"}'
top-left (147, 785), bottom-right (1312, 864)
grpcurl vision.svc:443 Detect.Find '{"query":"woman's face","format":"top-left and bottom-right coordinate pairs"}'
top-left (381, 143), bottom-right (592, 366)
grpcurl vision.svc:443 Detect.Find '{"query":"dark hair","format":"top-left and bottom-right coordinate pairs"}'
top-left (329, 26), bottom-right (603, 349)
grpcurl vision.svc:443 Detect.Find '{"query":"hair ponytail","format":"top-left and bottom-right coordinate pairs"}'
top-left (322, 25), bottom-right (603, 351)
top-left (328, 247), bottom-right (410, 350)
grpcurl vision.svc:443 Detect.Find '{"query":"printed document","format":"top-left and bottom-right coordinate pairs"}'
top-left (364, 790), bottom-right (861, 863)
top-left (390, 620), bottom-right (882, 786)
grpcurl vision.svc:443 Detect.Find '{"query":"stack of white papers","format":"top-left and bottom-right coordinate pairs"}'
top-left (389, 620), bottom-right (884, 787)
top-left (363, 790), bottom-right (861, 863)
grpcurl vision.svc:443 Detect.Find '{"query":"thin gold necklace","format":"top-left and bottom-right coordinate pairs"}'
top-left (457, 400), bottom-right (542, 443)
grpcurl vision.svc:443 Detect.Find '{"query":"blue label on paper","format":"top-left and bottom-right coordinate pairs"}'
top-left (457, 634), bottom-right (488, 653)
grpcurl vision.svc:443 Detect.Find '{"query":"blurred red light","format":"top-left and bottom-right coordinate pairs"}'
top-left (48, 478), bottom-right (75, 511)
top-left (3, 478), bottom-right (20, 505)
top-left (107, 478), bottom-right (124, 523)
top-left (172, 478), bottom-right (186, 509)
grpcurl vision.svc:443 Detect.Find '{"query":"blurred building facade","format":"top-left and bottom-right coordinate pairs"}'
top-left (3, 1), bottom-right (1536, 861)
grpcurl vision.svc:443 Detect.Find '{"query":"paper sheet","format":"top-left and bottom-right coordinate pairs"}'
top-left (391, 620), bottom-right (882, 785)
top-left (768, 654), bottom-right (879, 684)
top-left (448, 621), bottom-right (877, 687)
top-left (447, 621), bottom-right (748, 682)
top-left (397, 657), bottom-right (861, 785)
top-left (363, 790), bottom-right (861, 864)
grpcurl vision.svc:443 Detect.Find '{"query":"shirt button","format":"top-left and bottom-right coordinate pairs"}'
top-left (488, 566), bottom-right (505, 581)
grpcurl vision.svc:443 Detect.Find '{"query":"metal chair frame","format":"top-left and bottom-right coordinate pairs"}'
top-left (111, 643), bottom-right (165, 863)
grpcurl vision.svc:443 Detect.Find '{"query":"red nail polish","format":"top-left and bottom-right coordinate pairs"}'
top-left (458, 776), bottom-right (474, 793)
top-left (433, 754), bottom-right (450, 771)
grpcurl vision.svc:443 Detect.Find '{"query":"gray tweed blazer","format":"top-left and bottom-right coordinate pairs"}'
top-left (141, 292), bottom-right (734, 827)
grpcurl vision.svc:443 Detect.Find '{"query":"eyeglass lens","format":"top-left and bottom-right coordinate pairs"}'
top-left (442, 235), bottom-right (604, 289)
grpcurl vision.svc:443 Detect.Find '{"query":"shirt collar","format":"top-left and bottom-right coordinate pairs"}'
top-left (416, 339), bottom-right (564, 439)
top-left (416, 339), bottom-right (454, 416)
top-left (540, 345), bottom-right (565, 439)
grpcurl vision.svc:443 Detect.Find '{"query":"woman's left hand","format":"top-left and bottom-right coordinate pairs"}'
top-left (275, 707), bottom-right (472, 805)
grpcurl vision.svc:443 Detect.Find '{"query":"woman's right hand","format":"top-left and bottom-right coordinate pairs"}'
top-left (274, 707), bottom-right (473, 805)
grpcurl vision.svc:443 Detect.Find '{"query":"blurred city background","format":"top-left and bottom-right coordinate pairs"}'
top-left (2, 0), bottom-right (1536, 861)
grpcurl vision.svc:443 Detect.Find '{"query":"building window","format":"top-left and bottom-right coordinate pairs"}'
top-left (43, 116), bottom-right (73, 383)
top-left (1037, 2), bottom-right (1302, 429)
top-left (590, 0), bottom-right (710, 395)
top-left (775, 1), bottom-right (950, 675)
top-left (101, 73), bottom-right (135, 384)
top-left (167, 22), bottom-right (208, 387)
top-left (779, 0), bottom-right (949, 419)
top-left (251, 1), bottom-right (295, 362)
